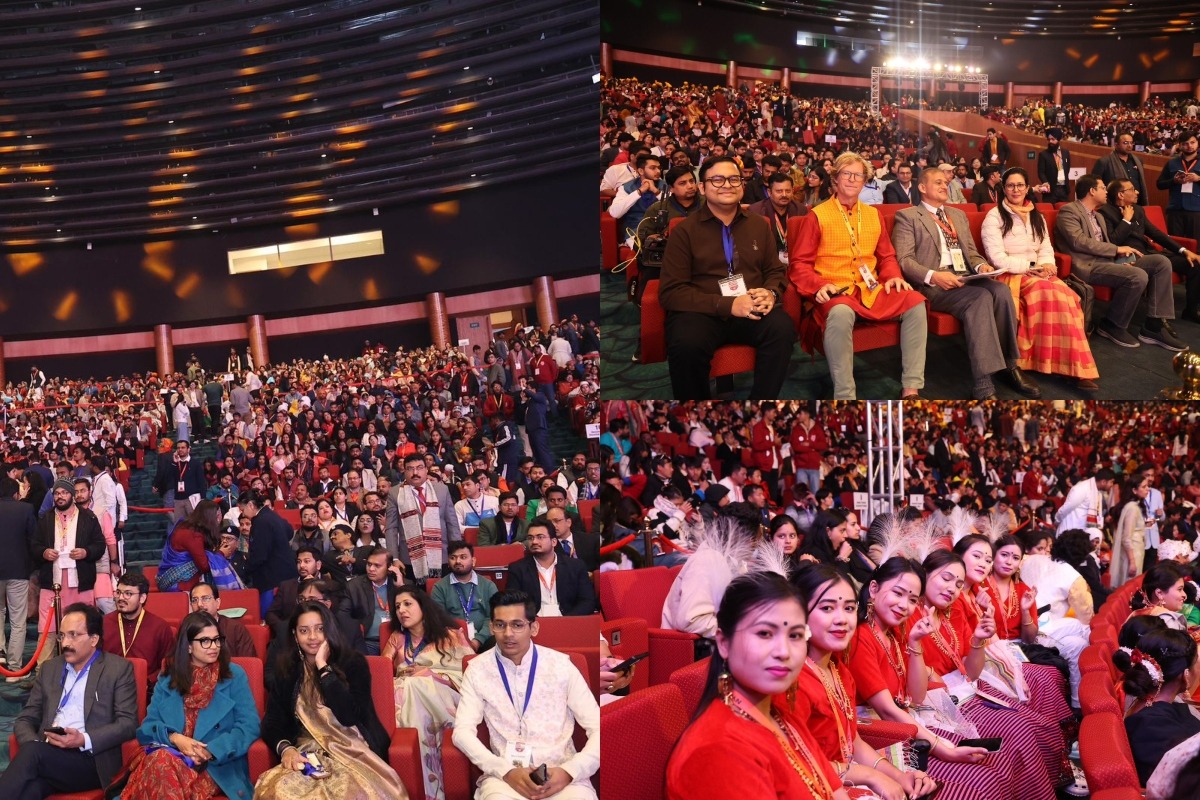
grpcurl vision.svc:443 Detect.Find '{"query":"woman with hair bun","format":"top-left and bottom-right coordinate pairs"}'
top-left (1128, 562), bottom-right (1189, 631)
top-left (1123, 628), bottom-right (1200, 783)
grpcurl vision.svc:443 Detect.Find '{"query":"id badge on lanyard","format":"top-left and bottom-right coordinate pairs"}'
top-left (949, 247), bottom-right (968, 274)
top-left (719, 222), bottom-right (748, 296)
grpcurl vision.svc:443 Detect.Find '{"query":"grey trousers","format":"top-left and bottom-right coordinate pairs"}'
top-left (0, 579), bottom-right (29, 668)
top-left (824, 303), bottom-right (926, 399)
top-left (919, 277), bottom-right (1018, 388)
top-left (1084, 254), bottom-right (1174, 328)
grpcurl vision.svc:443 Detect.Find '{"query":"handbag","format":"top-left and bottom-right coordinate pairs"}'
top-left (1061, 272), bottom-right (1095, 335)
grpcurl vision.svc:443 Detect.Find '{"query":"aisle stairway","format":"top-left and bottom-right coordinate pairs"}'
top-left (123, 437), bottom-right (220, 569)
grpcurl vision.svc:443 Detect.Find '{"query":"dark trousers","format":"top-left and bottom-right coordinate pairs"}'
top-left (0, 741), bottom-right (102, 800)
top-left (1164, 251), bottom-right (1200, 311)
top-left (207, 404), bottom-right (221, 437)
top-left (1144, 546), bottom-right (1158, 572)
top-left (1167, 209), bottom-right (1200, 242)
top-left (665, 306), bottom-right (795, 399)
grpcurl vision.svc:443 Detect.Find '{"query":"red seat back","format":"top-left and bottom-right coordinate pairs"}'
top-left (144, 592), bottom-right (188, 628)
top-left (669, 656), bottom-right (711, 716)
top-left (143, 565), bottom-right (159, 592)
top-left (965, 211), bottom-right (987, 248)
top-left (597, 566), bottom-right (674, 623)
top-left (533, 614), bottom-right (601, 649)
top-left (602, 616), bottom-right (650, 694)
top-left (219, 589), bottom-right (261, 626)
top-left (127, 657), bottom-right (149, 721)
top-left (599, 682), bottom-right (690, 800)
top-left (232, 656), bottom-right (266, 715)
top-left (1078, 670), bottom-right (1121, 717)
top-left (366, 654), bottom-right (397, 736)
top-left (246, 624), bottom-right (269, 662)
top-left (1080, 644), bottom-right (1110, 675)
top-left (578, 499), bottom-right (598, 531)
top-left (474, 543), bottom-right (527, 592)
top-left (1079, 712), bottom-right (1140, 792)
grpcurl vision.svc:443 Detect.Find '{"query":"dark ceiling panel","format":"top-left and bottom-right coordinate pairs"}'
top-left (0, 0), bottom-right (598, 247)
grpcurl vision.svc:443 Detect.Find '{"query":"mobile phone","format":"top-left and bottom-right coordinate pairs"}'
top-left (829, 286), bottom-right (849, 297)
top-left (530, 763), bottom-right (549, 786)
top-left (1037, 604), bottom-right (1051, 616)
top-left (611, 652), bottom-right (650, 674)
top-left (958, 737), bottom-right (1002, 752)
top-left (44, 726), bottom-right (66, 736)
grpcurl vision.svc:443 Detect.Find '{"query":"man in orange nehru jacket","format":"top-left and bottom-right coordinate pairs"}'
top-left (789, 151), bottom-right (927, 400)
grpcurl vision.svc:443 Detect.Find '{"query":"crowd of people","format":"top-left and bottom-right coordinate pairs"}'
top-left (598, 399), bottom-right (1200, 799)
top-left (603, 75), bottom-right (1200, 400)
top-left (0, 325), bottom-right (604, 800)
top-left (988, 97), bottom-right (1200, 154)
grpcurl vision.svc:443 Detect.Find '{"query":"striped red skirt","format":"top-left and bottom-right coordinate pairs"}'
top-left (960, 684), bottom-right (1065, 800)
top-left (1004, 274), bottom-right (1098, 379)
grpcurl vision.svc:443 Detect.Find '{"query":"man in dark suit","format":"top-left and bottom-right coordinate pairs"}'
top-left (639, 455), bottom-right (676, 507)
top-left (1036, 128), bottom-right (1073, 204)
top-left (970, 165), bottom-right (1003, 207)
top-left (542, 509), bottom-right (601, 573)
top-left (882, 163), bottom-right (920, 205)
top-left (151, 438), bottom-right (207, 522)
top-left (0, 476), bottom-right (37, 673)
top-left (241, 489), bottom-right (298, 619)
top-left (0, 603), bottom-right (137, 799)
top-left (893, 167), bottom-right (1041, 401)
top-left (1098, 177), bottom-right (1200, 323)
top-left (264, 546), bottom-right (322, 640)
top-left (979, 128), bottom-right (1011, 169)
top-left (506, 520), bottom-right (595, 616)
top-left (477, 492), bottom-right (528, 546)
top-left (1093, 131), bottom-right (1148, 205)
top-left (932, 430), bottom-right (954, 481)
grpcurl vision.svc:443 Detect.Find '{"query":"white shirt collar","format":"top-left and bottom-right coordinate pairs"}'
top-left (451, 571), bottom-right (480, 586)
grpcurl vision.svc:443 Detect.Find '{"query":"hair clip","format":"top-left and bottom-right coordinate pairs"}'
top-left (1131, 649), bottom-right (1164, 687)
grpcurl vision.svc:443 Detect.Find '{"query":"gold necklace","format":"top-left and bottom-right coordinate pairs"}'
top-left (805, 657), bottom-right (854, 764)
top-left (727, 695), bottom-right (835, 799)
top-left (927, 608), bottom-right (966, 673)
top-left (868, 619), bottom-right (910, 706)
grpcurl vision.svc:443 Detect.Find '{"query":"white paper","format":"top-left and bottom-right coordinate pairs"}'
top-left (585, 423), bottom-right (601, 440)
top-left (1184, 182), bottom-right (1194, 194)
top-left (1068, 167), bottom-right (1086, 180)
top-left (824, 134), bottom-right (837, 143)
top-left (909, 494), bottom-right (924, 508)
top-left (961, 266), bottom-right (1020, 280)
top-left (853, 491), bottom-right (868, 511)
top-left (55, 549), bottom-right (74, 569)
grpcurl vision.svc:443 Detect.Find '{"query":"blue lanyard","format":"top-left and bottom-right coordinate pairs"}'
top-left (402, 630), bottom-right (427, 666)
top-left (453, 582), bottom-right (477, 616)
top-left (496, 646), bottom-right (538, 723)
top-left (58, 650), bottom-right (100, 714)
top-left (721, 223), bottom-right (735, 275)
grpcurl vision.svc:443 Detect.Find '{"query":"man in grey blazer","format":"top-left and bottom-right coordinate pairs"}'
top-left (384, 452), bottom-right (462, 580)
top-left (893, 167), bottom-right (1041, 400)
top-left (0, 603), bottom-right (137, 799)
top-left (1055, 175), bottom-right (1184, 350)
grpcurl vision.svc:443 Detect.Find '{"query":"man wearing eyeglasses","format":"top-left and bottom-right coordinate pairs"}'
top-left (505, 520), bottom-right (595, 616)
top-left (1, 603), bottom-right (136, 799)
top-left (789, 151), bottom-right (928, 400)
top-left (101, 572), bottom-right (174, 695)
top-left (659, 155), bottom-right (795, 399)
top-left (188, 583), bottom-right (256, 658)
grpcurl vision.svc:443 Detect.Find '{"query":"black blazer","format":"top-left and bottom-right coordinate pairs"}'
top-left (1036, 148), bottom-right (1072, 202)
top-left (1096, 202), bottom-right (1182, 256)
top-left (13, 652), bottom-right (137, 788)
top-left (246, 506), bottom-right (298, 592)
top-left (265, 579), bottom-right (302, 640)
top-left (505, 554), bottom-right (596, 616)
top-left (0, 497), bottom-right (37, 581)
top-left (152, 455), bottom-right (207, 497)
top-left (31, 507), bottom-right (106, 591)
top-left (883, 181), bottom-right (920, 205)
top-left (557, 530), bottom-right (601, 573)
top-left (262, 652), bottom-right (390, 762)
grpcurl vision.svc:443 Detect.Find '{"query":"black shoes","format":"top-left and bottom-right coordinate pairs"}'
top-left (1003, 367), bottom-right (1042, 398)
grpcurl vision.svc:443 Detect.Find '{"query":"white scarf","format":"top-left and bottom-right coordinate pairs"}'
top-left (398, 481), bottom-right (444, 579)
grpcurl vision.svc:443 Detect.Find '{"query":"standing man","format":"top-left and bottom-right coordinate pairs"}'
top-left (431, 541), bottom-right (499, 653)
top-left (1093, 131), bottom-right (1149, 205)
top-left (241, 489), bottom-right (296, 618)
top-left (893, 167), bottom-right (1040, 400)
top-left (1098, 177), bottom-right (1200, 323)
top-left (33, 478), bottom-right (106, 668)
top-left (1036, 128), bottom-right (1073, 204)
top-left (453, 591), bottom-right (599, 800)
top-left (385, 453), bottom-right (462, 581)
top-left (524, 390), bottom-right (555, 473)
top-left (1056, 467), bottom-right (1116, 535)
top-left (750, 403), bottom-right (782, 504)
top-left (1138, 463), bottom-right (1165, 571)
top-left (202, 374), bottom-right (224, 441)
top-left (658, 155), bottom-right (795, 399)
top-left (0, 603), bottom-right (137, 799)
top-left (0, 476), bottom-right (36, 677)
top-left (1055, 175), bottom-right (1184, 350)
top-left (979, 128), bottom-right (1011, 169)
top-left (1156, 130), bottom-right (1200, 244)
top-left (152, 438), bottom-right (206, 523)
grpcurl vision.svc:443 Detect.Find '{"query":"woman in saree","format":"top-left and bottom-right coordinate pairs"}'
top-left (381, 585), bottom-right (473, 800)
top-left (256, 601), bottom-right (408, 800)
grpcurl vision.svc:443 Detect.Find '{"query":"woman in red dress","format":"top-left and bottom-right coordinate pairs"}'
top-left (667, 572), bottom-right (850, 800)
top-left (920, 549), bottom-right (1062, 799)
top-left (787, 564), bottom-right (941, 800)
top-left (847, 557), bottom-right (1019, 799)
top-left (955, 534), bottom-right (1073, 725)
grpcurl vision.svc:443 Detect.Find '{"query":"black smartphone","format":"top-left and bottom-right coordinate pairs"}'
top-left (829, 286), bottom-right (849, 297)
top-left (530, 764), bottom-right (549, 786)
top-left (1037, 604), bottom-right (1051, 615)
top-left (959, 737), bottom-right (1002, 752)
top-left (44, 726), bottom-right (67, 736)
top-left (611, 652), bottom-right (650, 674)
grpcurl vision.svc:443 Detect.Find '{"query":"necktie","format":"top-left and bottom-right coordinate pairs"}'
top-left (936, 207), bottom-right (948, 226)
top-left (563, 541), bottom-right (572, 557)
top-left (1088, 211), bottom-right (1105, 242)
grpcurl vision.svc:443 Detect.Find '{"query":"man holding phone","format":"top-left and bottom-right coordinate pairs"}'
top-left (0, 603), bottom-right (137, 799)
top-left (1157, 131), bottom-right (1200, 246)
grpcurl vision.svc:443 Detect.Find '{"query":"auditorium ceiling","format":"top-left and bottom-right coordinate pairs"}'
top-left (711, 0), bottom-right (1200, 38)
top-left (0, 0), bottom-right (596, 247)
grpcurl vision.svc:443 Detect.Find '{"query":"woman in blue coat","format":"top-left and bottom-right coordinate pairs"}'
top-left (123, 610), bottom-right (260, 799)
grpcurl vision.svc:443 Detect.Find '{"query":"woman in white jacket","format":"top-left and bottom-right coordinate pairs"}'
top-left (980, 167), bottom-right (1099, 390)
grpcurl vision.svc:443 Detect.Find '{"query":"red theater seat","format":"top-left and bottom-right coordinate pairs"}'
top-left (534, 614), bottom-right (601, 649)
top-left (144, 591), bottom-right (188, 628)
top-left (601, 616), bottom-right (650, 694)
top-left (1079, 670), bottom-right (1122, 717)
top-left (598, 566), bottom-right (698, 685)
top-left (1078, 712), bottom-right (1141, 796)
top-left (599, 682), bottom-right (690, 800)
top-left (219, 588), bottom-right (261, 626)
top-left (365, 654), bottom-right (426, 799)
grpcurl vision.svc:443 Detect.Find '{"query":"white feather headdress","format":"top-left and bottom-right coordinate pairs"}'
top-left (946, 506), bottom-right (978, 546)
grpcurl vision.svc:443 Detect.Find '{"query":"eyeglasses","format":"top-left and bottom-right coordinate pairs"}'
top-left (1004, 183), bottom-right (1027, 190)
top-left (704, 175), bottom-right (744, 187)
top-left (527, 534), bottom-right (553, 542)
top-left (837, 172), bottom-right (865, 182)
top-left (490, 620), bottom-right (531, 632)
top-left (191, 636), bottom-right (226, 649)
top-left (113, 590), bottom-right (141, 599)
top-left (55, 631), bottom-right (94, 642)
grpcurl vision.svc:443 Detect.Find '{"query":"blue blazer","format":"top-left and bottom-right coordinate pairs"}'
top-left (134, 663), bottom-right (260, 800)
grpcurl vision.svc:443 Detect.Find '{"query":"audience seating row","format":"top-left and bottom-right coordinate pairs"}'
top-left (598, 566), bottom-right (698, 687)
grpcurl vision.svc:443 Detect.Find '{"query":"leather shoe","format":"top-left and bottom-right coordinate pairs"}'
top-left (1077, 378), bottom-right (1100, 392)
top-left (1003, 367), bottom-right (1041, 398)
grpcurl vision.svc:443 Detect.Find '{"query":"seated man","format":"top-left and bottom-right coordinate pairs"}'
top-left (939, 163), bottom-right (967, 204)
top-left (1055, 174), bottom-right (1184, 350)
top-left (1098, 177), bottom-right (1200, 324)
top-left (431, 541), bottom-right (499, 652)
top-left (658, 155), bottom-right (795, 399)
top-left (970, 165), bottom-right (1003, 208)
top-left (478, 492), bottom-right (528, 546)
top-left (894, 167), bottom-right (1042, 400)
top-left (506, 520), bottom-right (595, 616)
top-left (790, 151), bottom-right (927, 399)
top-left (103, 572), bottom-right (175, 692)
top-left (187, 582), bottom-right (257, 659)
top-left (452, 590), bottom-right (599, 800)
top-left (882, 162), bottom-right (920, 205)
top-left (0, 603), bottom-right (137, 799)
top-left (608, 152), bottom-right (665, 247)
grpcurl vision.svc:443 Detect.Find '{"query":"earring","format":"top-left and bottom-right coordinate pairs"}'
top-left (865, 599), bottom-right (875, 620)
top-left (718, 671), bottom-right (733, 705)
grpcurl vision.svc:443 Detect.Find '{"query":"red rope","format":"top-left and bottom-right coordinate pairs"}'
top-left (0, 624), bottom-right (54, 678)
top-left (600, 533), bottom-right (637, 554)
top-left (127, 506), bottom-right (174, 514)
